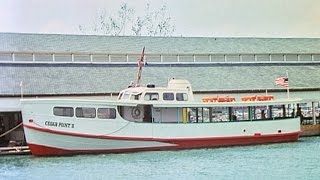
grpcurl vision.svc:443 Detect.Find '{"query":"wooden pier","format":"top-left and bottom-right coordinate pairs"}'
top-left (301, 124), bottom-right (320, 137)
top-left (0, 146), bottom-right (30, 156)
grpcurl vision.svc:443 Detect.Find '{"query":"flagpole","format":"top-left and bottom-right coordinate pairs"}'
top-left (136, 47), bottom-right (145, 86)
top-left (20, 81), bottom-right (23, 99)
top-left (286, 70), bottom-right (290, 99)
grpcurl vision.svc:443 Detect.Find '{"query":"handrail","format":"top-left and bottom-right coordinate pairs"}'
top-left (1, 51), bottom-right (320, 56)
top-left (0, 52), bottom-right (319, 63)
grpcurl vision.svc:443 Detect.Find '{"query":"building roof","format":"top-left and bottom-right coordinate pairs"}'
top-left (1, 63), bottom-right (320, 96)
top-left (1, 32), bottom-right (320, 54)
top-left (1, 33), bottom-right (320, 98)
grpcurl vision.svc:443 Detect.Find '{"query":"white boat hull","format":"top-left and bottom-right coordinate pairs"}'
top-left (23, 118), bottom-right (301, 156)
top-left (21, 93), bottom-right (303, 156)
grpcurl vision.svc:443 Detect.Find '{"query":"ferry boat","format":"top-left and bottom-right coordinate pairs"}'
top-left (21, 49), bottom-right (302, 156)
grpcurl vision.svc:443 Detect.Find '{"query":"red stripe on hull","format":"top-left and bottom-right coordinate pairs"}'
top-left (23, 123), bottom-right (301, 143)
top-left (27, 132), bottom-right (300, 156)
top-left (166, 131), bottom-right (300, 149)
top-left (23, 123), bottom-right (154, 141)
top-left (27, 143), bottom-right (170, 156)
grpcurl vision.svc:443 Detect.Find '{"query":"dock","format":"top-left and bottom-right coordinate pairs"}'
top-left (301, 124), bottom-right (320, 137)
top-left (0, 146), bottom-right (30, 156)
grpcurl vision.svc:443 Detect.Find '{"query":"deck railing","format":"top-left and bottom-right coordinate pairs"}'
top-left (1, 52), bottom-right (320, 64)
top-left (301, 117), bottom-right (320, 125)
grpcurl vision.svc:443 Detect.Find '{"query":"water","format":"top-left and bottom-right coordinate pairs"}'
top-left (1, 136), bottom-right (319, 180)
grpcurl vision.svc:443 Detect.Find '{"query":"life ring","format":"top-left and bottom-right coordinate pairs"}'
top-left (131, 107), bottom-right (142, 119)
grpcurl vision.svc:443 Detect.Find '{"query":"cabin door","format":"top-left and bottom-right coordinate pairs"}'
top-left (143, 105), bottom-right (152, 122)
top-left (152, 107), bottom-right (161, 123)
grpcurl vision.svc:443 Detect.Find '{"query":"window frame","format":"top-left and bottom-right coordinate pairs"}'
top-left (75, 107), bottom-right (96, 118)
top-left (144, 92), bottom-right (159, 101)
top-left (97, 108), bottom-right (116, 119)
top-left (163, 92), bottom-right (175, 101)
top-left (53, 106), bottom-right (74, 117)
top-left (122, 91), bottom-right (130, 100)
top-left (176, 93), bottom-right (188, 101)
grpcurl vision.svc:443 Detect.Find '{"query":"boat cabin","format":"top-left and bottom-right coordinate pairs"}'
top-left (117, 78), bottom-right (194, 102)
top-left (117, 78), bottom-right (194, 123)
top-left (116, 78), bottom-right (300, 124)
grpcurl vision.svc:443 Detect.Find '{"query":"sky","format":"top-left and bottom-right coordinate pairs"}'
top-left (0, 0), bottom-right (320, 37)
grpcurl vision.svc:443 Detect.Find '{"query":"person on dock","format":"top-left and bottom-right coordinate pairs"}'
top-left (296, 107), bottom-right (303, 124)
top-left (261, 110), bottom-right (266, 119)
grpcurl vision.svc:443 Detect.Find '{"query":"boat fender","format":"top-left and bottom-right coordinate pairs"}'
top-left (132, 107), bottom-right (142, 119)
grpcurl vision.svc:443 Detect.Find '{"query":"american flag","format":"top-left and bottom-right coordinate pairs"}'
top-left (275, 77), bottom-right (289, 87)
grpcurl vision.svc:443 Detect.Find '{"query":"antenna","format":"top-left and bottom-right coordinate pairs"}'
top-left (20, 81), bottom-right (23, 99)
top-left (136, 47), bottom-right (145, 86)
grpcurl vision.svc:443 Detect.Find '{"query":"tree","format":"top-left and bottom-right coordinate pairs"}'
top-left (132, 3), bottom-right (175, 36)
top-left (79, 3), bottom-right (134, 36)
top-left (79, 2), bottom-right (175, 36)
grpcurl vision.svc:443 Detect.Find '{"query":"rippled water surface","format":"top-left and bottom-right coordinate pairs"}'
top-left (1, 136), bottom-right (320, 180)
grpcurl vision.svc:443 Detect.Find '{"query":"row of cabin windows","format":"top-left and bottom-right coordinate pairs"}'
top-left (144, 92), bottom-right (188, 101)
top-left (53, 107), bottom-right (116, 119)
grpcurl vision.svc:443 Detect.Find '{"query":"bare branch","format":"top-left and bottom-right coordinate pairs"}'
top-left (78, 2), bottom-right (175, 36)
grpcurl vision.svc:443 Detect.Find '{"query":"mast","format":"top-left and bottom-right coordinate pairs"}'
top-left (136, 47), bottom-right (145, 87)
top-left (286, 70), bottom-right (290, 98)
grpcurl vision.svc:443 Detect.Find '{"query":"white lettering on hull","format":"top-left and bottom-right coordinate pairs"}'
top-left (45, 121), bottom-right (75, 128)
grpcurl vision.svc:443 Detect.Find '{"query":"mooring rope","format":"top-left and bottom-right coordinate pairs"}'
top-left (0, 122), bottom-right (23, 138)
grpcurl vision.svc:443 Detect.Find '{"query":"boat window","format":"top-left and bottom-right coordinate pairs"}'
top-left (53, 107), bottom-right (74, 117)
top-left (202, 108), bottom-right (211, 122)
top-left (130, 94), bottom-right (141, 100)
top-left (97, 108), bottom-right (116, 119)
top-left (122, 91), bottom-right (130, 100)
top-left (271, 105), bottom-right (293, 118)
top-left (183, 104), bottom-right (297, 124)
top-left (176, 93), bottom-right (188, 101)
top-left (163, 93), bottom-right (174, 101)
top-left (189, 108), bottom-right (197, 122)
top-left (76, 107), bottom-right (96, 118)
top-left (144, 93), bottom-right (159, 101)
top-left (232, 107), bottom-right (249, 121)
top-left (254, 106), bottom-right (268, 119)
top-left (211, 107), bottom-right (229, 122)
